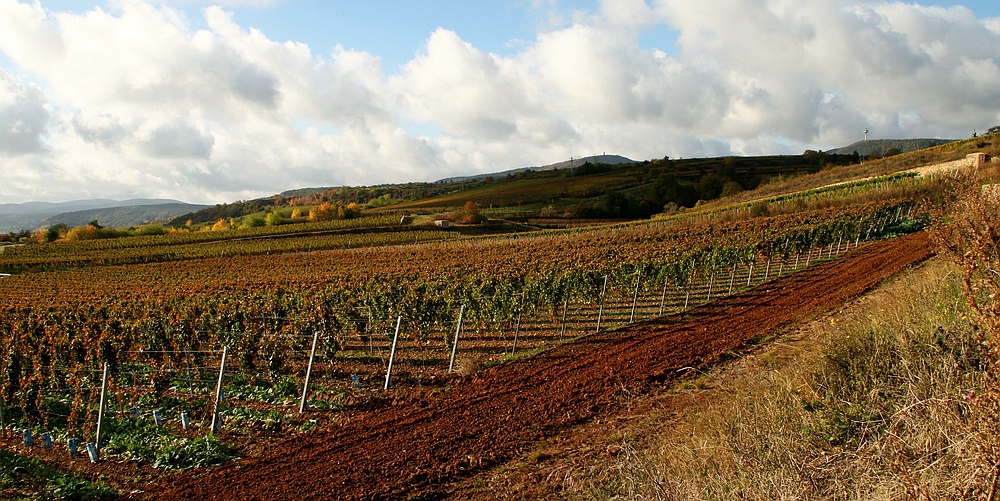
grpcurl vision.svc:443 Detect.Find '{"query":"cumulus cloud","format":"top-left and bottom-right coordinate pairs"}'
top-left (136, 121), bottom-right (215, 159)
top-left (0, 0), bottom-right (997, 205)
top-left (0, 69), bottom-right (49, 155)
top-left (71, 111), bottom-right (131, 149)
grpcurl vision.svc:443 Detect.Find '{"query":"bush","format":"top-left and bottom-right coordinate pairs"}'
top-left (264, 211), bottom-right (283, 226)
top-left (132, 224), bottom-right (167, 236)
top-left (240, 217), bottom-right (265, 229)
top-left (64, 225), bottom-right (99, 241)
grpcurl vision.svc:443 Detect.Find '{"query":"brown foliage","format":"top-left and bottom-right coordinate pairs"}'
top-left (932, 171), bottom-right (1000, 497)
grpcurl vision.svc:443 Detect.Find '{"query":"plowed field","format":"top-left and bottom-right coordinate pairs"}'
top-left (144, 231), bottom-right (934, 500)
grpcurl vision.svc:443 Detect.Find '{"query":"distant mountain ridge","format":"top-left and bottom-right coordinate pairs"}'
top-left (4, 141), bottom-right (958, 233)
top-left (436, 154), bottom-right (635, 183)
top-left (0, 199), bottom-right (206, 232)
top-left (826, 138), bottom-right (955, 157)
top-left (44, 203), bottom-right (210, 229)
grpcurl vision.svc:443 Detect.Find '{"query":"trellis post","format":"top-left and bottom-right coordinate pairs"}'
top-left (448, 306), bottom-right (465, 373)
top-left (210, 346), bottom-right (228, 435)
top-left (595, 275), bottom-right (608, 333)
top-left (658, 276), bottom-right (669, 316)
top-left (559, 295), bottom-right (569, 340)
top-left (629, 271), bottom-right (641, 323)
top-left (511, 295), bottom-right (525, 355)
top-left (706, 266), bottom-right (716, 302)
top-left (94, 362), bottom-right (109, 460)
top-left (299, 329), bottom-right (321, 413)
top-left (385, 316), bottom-right (403, 389)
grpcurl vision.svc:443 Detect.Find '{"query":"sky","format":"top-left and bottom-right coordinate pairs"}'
top-left (1, 0), bottom-right (999, 205)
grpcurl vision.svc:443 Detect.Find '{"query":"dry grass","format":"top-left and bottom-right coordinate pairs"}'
top-left (452, 354), bottom-right (482, 377)
top-left (560, 256), bottom-right (991, 500)
top-left (932, 167), bottom-right (1000, 500)
top-left (710, 134), bottom-right (997, 210)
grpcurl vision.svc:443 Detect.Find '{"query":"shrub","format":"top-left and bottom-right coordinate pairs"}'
top-left (64, 225), bottom-right (99, 241)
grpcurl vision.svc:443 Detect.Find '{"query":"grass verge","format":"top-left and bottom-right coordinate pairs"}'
top-left (564, 256), bottom-right (990, 499)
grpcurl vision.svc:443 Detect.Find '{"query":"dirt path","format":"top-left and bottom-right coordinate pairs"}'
top-left (149, 232), bottom-right (934, 501)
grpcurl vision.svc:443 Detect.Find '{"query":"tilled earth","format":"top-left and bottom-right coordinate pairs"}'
top-left (140, 231), bottom-right (934, 500)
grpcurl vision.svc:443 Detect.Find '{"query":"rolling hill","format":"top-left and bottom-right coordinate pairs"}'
top-left (0, 199), bottom-right (207, 233)
top-left (436, 154), bottom-right (635, 183)
top-left (825, 138), bottom-right (955, 157)
top-left (43, 202), bottom-right (210, 229)
top-left (170, 152), bottom-right (857, 225)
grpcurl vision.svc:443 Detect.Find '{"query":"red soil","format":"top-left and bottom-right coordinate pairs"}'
top-left (145, 231), bottom-right (934, 500)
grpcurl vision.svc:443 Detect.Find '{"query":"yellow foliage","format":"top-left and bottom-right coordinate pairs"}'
top-left (310, 201), bottom-right (360, 221)
top-left (309, 202), bottom-right (334, 221)
top-left (65, 225), bottom-right (99, 241)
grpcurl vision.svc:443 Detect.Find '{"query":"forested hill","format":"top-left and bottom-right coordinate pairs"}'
top-left (168, 152), bottom-right (860, 226)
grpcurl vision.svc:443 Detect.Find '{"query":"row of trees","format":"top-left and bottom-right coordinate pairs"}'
top-left (207, 202), bottom-right (362, 230)
top-left (28, 220), bottom-right (169, 244)
top-left (0, 229), bottom-right (33, 244)
top-left (28, 200), bottom-right (366, 245)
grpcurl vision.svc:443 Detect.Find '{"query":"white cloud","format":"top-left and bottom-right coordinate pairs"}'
top-left (135, 120), bottom-right (214, 159)
top-left (71, 111), bottom-right (131, 149)
top-left (0, 0), bottom-right (998, 205)
top-left (0, 69), bottom-right (49, 155)
top-left (987, 17), bottom-right (1000, 34)
top-left (394, 28), bottom-right (530, 139)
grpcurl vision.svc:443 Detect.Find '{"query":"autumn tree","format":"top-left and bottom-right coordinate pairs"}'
top-left (458, 201), bottom-right (486, 224)
top-left (265, 211), bottom-right (283, 226)
top-left (309, 202), bottom-right (335, 222)
top-left (65, 224), bottom-right (99, 241)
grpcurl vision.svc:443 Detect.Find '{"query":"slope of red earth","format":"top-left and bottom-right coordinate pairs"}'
top-left (147, 231), bottom-right (934, 501)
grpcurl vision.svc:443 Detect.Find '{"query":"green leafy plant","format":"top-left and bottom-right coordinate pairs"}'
top-left (102, 418), bottom-right (233, 470)
top-left (1, 449), bottom-right (115, 500)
